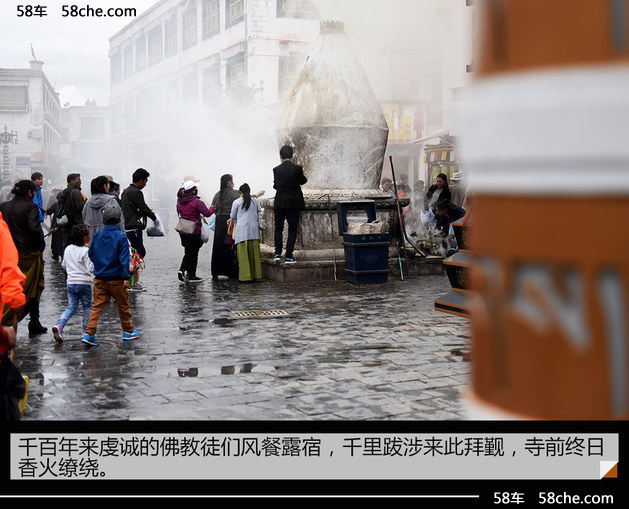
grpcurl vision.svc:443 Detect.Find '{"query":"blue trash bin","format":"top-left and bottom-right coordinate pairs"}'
top-left (337, 201), bottom-right (390, 283)
top-left (342, 233), bottom-right (390, 283)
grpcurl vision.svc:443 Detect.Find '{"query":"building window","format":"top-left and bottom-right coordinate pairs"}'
top-left (135, 36), bottom-right (147, 72)
top-left (148, 26), bottom-right (163, 65)
top-left (226, 53), bottom-right (245, 90)
top-left (165, 18), bottom-right (177, 57)
top-left (276, 0), bottom-right (318, 18)
top-left (123, 45), bottom-right (134, 79)
top-left (182, 7), bottom-right (197, 49)
top-left (203, 65), bottom-right (221, 103)
top-left (225, 0), bottom-right (244, 28)
top-left (203, 0), bottom-right (220, 38)
top-left (0, 86), bottom-right (28, 111)
top-left (110, 52), bottom-right (122, 84)
top-left (278, 54), bottom-right (304, 96)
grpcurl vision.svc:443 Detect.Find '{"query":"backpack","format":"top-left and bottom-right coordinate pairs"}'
top-left (56, 190), bottom-right (74, 226)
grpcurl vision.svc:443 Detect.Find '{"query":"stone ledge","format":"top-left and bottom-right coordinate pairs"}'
top-left (261, 255), bottom-right (444, 282)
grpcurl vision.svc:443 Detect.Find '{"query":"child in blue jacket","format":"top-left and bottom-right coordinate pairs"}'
top-left (81, 203), bottom-right (139, 346)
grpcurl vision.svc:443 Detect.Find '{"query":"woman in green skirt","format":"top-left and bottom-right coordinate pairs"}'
top-left (229, 184), bottom-right (263, 282)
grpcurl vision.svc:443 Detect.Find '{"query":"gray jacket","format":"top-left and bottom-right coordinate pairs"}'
top-left (82, 193), bottom-right (124, 238)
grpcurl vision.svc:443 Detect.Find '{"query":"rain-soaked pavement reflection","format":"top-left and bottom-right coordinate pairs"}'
top-left (12, 228), bottom-right (470, 420)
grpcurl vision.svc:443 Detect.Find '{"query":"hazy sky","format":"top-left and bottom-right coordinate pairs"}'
top-left (0, 0), bottom-right (159, 105)
top-left (0, 0), bottom-right (464, 107)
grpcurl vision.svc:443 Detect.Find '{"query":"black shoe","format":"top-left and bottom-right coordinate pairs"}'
top-left (187, 276), bottom-right (203, 283)
top-left (29, 320), bottom-right (47, 335)
top-left (178, 270), bottom-right (185, 282)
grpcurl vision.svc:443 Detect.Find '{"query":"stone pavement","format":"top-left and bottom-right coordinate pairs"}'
top-left (13, 229), bottom-right (470, 421)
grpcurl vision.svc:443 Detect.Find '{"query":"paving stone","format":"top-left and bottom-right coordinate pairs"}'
top-left (12, 231), bottom-right (472, 420)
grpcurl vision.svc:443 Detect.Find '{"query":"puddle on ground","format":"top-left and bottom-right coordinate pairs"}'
top-left (177, 367), bottom-right (199, 377)
top-left (176, 363), bottom-right (275, 377)
top-left (221, 363), bottom-right (274, 375)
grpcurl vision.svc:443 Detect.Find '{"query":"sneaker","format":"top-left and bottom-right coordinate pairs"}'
top-left (284, 257), bottom-right (296, 264)
top-left (273, 254), bottom-right (281, 261)
top-left (187, 276), bottom-right (203, 283)
top-left (128, 283), bottom-right (146, 292)
top-left (52, 324), bottom-right (64, 343)
top-left (81, 333), bottom-right (98, 346)
top-left (122, 329), bottom-right (140, 341)
top-left (178, 270), bottom-right (185, 282)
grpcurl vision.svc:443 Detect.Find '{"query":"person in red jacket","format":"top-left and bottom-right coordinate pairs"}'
top-left (0, 210), bottom-right (26, 332)
top-left (1, 210), bottom-right (27, 420)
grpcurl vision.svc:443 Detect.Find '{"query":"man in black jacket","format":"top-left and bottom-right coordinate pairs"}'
top-left (272, 145), bottom-right (307, 263)
top-left (57, 173), bottom-right (85, 251)
top-left (121, 168), bottom-right (156, 261)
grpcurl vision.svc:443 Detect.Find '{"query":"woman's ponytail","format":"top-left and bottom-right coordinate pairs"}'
top-left (239, 183), bottom-right (251, 211)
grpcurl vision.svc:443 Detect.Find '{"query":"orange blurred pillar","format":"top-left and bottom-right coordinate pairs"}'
top-left (461, 0), bottom-right (629, 419)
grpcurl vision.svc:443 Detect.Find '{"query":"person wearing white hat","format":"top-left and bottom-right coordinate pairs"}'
top-left (449, 172), bottom-right (467, 209)
top-left (176, 180), bottom-right (215, 282)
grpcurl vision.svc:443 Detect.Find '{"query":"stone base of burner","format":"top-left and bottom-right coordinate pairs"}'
top-left (260, 196), bottom-right (407, 254)
top-left (261, 252), bottom-right (444, 282)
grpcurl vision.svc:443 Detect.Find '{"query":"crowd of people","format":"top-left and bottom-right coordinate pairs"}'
top-left (1, 145), bottom-right (475, 419)
top-left (0, 145), bottom-right (306, 408)
top-left (380, 170), bottom-right (470, 253)
top-left (0, 168), bottom-right (158, 418)
top-left (0, 169), bottom-right (154, 352)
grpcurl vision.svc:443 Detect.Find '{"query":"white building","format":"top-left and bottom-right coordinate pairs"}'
top-left (0, 59), bottom-right (64, 184)
top-left (108, 0), bottom-right (321, 192)
top-left (107, 0), bottom-right (474, 196)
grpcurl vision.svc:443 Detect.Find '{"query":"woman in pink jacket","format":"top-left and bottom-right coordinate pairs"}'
top-left (176, 181), bottom-right (215, 283)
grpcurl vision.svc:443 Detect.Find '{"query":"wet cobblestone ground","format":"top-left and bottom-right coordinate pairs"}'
top-left (13, 228), bottom-right (470, 421)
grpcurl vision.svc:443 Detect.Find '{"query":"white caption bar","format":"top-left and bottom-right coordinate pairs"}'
top-left (10, 433), bottom-right (618, 481)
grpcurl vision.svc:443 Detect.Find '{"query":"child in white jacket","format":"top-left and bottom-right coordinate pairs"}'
top-left (52, 224), bottom-right (94, 343)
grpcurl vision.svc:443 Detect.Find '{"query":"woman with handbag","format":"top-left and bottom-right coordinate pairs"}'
top-left (175, 181), bottom-right (215, 283)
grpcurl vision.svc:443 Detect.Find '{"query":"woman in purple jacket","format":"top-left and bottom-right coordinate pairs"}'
top-left (176, 181), bottom-right (215, 283)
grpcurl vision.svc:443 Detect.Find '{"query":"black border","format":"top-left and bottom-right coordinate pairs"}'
top-left (1, 420), bottom-right (626, 503)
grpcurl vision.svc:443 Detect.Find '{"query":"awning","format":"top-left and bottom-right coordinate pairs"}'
top-left (411, 128), bottom-right (450, 144)
top-left (424, 147), bottom-right (457, 163)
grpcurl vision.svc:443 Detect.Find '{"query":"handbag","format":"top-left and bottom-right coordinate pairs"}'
top-left (200, 219), bottom-right (211, 243)
top-left (225, 218), bottom-right (235, 245)
top-left (175, 217), bottom-right (197, 235)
